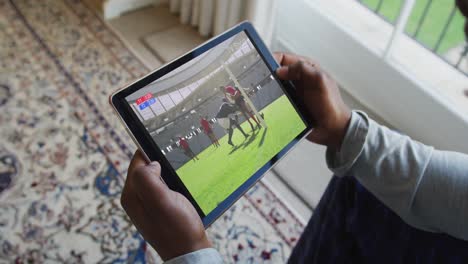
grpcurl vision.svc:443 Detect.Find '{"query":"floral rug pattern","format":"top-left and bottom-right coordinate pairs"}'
top-left (0, 0), bottom-right (304, 263)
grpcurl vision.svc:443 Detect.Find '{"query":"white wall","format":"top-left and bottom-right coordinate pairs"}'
top-left (244, 0), bottom-right (277, 47)
top-left (273, 0), bottom-right (468, 154)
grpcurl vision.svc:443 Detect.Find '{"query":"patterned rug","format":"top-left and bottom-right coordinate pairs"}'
top-left (0, 0), bottom-right (304, 262)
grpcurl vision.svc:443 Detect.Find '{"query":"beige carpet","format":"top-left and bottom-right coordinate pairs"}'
top-left (0, 0), bottom-right (304, 262)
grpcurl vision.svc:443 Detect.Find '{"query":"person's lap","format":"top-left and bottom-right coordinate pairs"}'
top-left (288, 176), bottom-right (468, 264)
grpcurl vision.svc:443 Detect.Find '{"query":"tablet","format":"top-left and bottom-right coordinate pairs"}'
top-left (110, 21), bottom-right (313, 227)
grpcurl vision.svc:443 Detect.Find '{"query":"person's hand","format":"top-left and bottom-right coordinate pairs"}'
top-left (274, 52), bottom-right (351, 151)
top-left (121, 151), bottom-right (211, 261)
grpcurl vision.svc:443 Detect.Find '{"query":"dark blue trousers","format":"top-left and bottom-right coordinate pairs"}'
top-left (288, 176), bottom-right (468, 264)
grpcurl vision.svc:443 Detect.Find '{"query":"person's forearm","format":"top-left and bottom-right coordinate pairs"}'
top-left (327, 111), bottom-right (468, 240)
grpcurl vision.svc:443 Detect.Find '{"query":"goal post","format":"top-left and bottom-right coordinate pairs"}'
top-left (222, 64), bottom-right (267, 128)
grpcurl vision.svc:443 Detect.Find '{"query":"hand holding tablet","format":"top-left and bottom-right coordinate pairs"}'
top-left (121, 151), bottom-right (211, 261)
top-left (273, 53), bottom-right (351, 151)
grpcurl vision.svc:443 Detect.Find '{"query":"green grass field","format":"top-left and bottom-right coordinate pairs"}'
top-left (176, 95), bottom-right (306, 214)
top-left (361, 0), bottom-right (465, 54)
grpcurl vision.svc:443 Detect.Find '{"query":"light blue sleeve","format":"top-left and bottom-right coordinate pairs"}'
top-left (164, 248), bottom-right (223, 264)
top-left (326, 111), bottom-right (468, 241)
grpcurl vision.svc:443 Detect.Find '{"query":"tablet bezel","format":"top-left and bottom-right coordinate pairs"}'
top-left (110, 21), bottom-right (314, 227)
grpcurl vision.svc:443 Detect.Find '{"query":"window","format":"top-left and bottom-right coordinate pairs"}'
top-left (356, 0), bottom-right (466, 74)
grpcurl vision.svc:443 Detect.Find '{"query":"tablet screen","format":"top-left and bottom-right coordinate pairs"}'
top-left (124, 31), bottom-right (306, 215)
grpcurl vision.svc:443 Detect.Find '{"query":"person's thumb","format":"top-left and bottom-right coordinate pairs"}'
top-left (131, 161), bottom-right (170, 206)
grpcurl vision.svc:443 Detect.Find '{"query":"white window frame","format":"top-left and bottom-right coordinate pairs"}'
top-left (269, 0), bottom-right (468, 153)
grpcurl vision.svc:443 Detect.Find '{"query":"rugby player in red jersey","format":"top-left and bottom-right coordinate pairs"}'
top-left (200, 116), bottom-right (220, 147)
top-left (178, 137), bottom-right (199, 162)
top-left (219, 85), bottom-right (260, 131)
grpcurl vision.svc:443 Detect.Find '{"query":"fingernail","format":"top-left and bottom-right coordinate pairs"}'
top-left (149, 161), bottom-right (160, 167)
